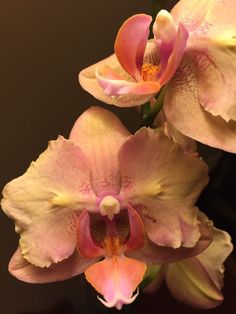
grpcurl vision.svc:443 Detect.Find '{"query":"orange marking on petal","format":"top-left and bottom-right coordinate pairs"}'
top-left (141, 63), bottom-right (160, 81)
top-left (85, 255), bottom-right (146, 309)
top-left (103, 236), bottom-right (123, 257)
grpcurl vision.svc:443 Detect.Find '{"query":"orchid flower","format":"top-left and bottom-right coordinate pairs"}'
top-left (144, 220), bottom-right (233, 309)
top-left (79, 0), bottom-right (236, 152)
top-left (2, 107), bottom-right (213, 309)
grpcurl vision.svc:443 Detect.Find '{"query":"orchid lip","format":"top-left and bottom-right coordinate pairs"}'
top-left (97, 289), bottom-right (139, 310)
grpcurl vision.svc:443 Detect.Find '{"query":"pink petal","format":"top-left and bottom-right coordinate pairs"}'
top-left (1, 137), bottom-right (96, 267)
top-left (170, 0), bottom-right (236, 124)
top-left (97, 67), bottom-right (161, 98)
top-left (139, 201), bottom-right (201, 248)
top-left (125, 205), bottom-right (144, 252)
top-left (69, 107), bottom-right (130, 196)
top-left (172, 0), bottom-right (236, 33)
top-left (159, 23), bottom-right (189, 85)
top-left (154, 111), bottom-right (197, 155)
top-left (164, 57), bottom-right (236, 152)
top-left (119, 128), bottom-right (208, 207)
top-left (79, 54), bottom-right (128, 105)
top-left (171, 0), bottom-right (216, 30)
top-left (192, 45), bottom-right (236, 123)
top-left (166, 227), bottom-right (233, 309)
top-left (128, 210), bottom-right (213, 264)
top-left (79, 42), bottom-right (159, 107)
top-left (115, 14), bottom-right (152, 80)
top-left (9, 247), bottom-right (96, 283)
top-left (85, 255), bottom-right (146, 309)
top-left (19, 211), bottom-right (78, 267)
top-left (77, 210), bottom-right (104, 259)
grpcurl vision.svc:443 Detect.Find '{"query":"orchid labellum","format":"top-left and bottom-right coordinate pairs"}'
top-left (80, 0), bottom-right (236, 152)
top-left (2, 106), bottom-right (228, 310)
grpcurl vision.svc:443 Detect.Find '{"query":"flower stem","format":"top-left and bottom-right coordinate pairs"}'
top-left (141, 87), bottom-right (166, 127)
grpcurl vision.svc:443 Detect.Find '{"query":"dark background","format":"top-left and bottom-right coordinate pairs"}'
top-left (0, 1), bottom-right (236, 313)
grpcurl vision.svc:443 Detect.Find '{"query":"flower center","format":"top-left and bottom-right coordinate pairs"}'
top-left (141, 63), bottom-right (160, 81)
top-left (103, 236), bottom-right (123, 257)
top-left (99, 196), bottom-right (120, 220)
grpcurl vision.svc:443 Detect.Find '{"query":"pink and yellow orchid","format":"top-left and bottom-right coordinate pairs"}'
top-left (1, 107), bottom-right (229, 309)
top-left (80, 0), bottom-right (236, 152)
top-left (144, 221), bottom-right (233, 309)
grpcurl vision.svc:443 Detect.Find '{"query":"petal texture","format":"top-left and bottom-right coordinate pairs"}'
top-left (166, 227), bottom-right (233, 309)
top-left (1, 137), bottom-right (95, 267)
top-left (9, 247), bottom-right (95, 283)
top-left (128, 215), bottom-right (212, 264)
top-left (119, 128), bottom-right (208, 205)
top-left (69, 107), bottom-right (130, 196)
top-left (115, 14), bottom-right (152, 79)
top-left (85, 255), bottom-right (146, 309)
top-left (164, 55), bottom-right (236, 152)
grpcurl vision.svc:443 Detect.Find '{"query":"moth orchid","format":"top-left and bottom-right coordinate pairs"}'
top-left (2, 107), bottom-right (213, 309)
top-left (144, 221), bottom-right (233, 309)
top-left (80, 0), bottom-right (236, 152)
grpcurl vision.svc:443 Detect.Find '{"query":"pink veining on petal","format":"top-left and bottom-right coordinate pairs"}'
top-left (69, 107), bottom-right (130, 196)
top-left (115, 14), bottom-right (152, 80)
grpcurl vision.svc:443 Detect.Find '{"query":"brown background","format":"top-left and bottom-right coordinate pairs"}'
top-left (0, 1), bottom-right (236, 313)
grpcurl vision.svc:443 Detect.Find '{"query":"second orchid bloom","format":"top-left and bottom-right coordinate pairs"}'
top-left (1, 107), bottom-right (232, 310)
top-left (80, 0), bottom-right (236, 152)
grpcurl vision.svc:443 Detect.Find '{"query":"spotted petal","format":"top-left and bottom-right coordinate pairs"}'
top-left (166, 227), bottom-right (233, 309)
top-left (69, 107), bottom-right (130, 196)
top-left (171, 0), bottom-right (236, 124)
top-left (1, 137), bottom-right (96, 267)
top-left (119, 128), bottom-right (208, 206)
top-left (164, 56), bottom-right (236, 152)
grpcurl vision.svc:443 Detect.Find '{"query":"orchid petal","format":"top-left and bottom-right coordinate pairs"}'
top-left (69, 107), bottom-right (130, 196)
top-left (128, 210), bottom-right (212, 263)
top-left (119, 128), bottom-right (208, 206)
top-left (115, 14), bottom-right (152, 80)
top-left (166, 227), bottom-right (233, 309)
top-left (79, 54), bottom-right (130, 106)
top-left (159, 23), bottom-right (188, 86)
top-left (139, 202), bottom-right (201, 248)
top-left (9, 247), bottom-right (96, 283)
top-left (1, 137), bottom-right (96, 267)
top-left (171, 0), bottom-right (216, 30)
top-left (97, 66), bottom-right (161, 97)
top-left (171, 0), bottom-right (236, 123)
top-left (125, 205), bottom-right (144, 252)
top-left (153, 112), bottom-right (197, 155)
top-left (77, 210), bottom-right (104, 259)
top-left (192, 44), bottom-right (236, 123)
top-left (164, 56), bottom-right (236, 152)
top-left (85, 255), bottom-right (146, 310)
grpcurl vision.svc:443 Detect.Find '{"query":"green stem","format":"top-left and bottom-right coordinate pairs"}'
top-left (140, 87), bottom-right (166, 127)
